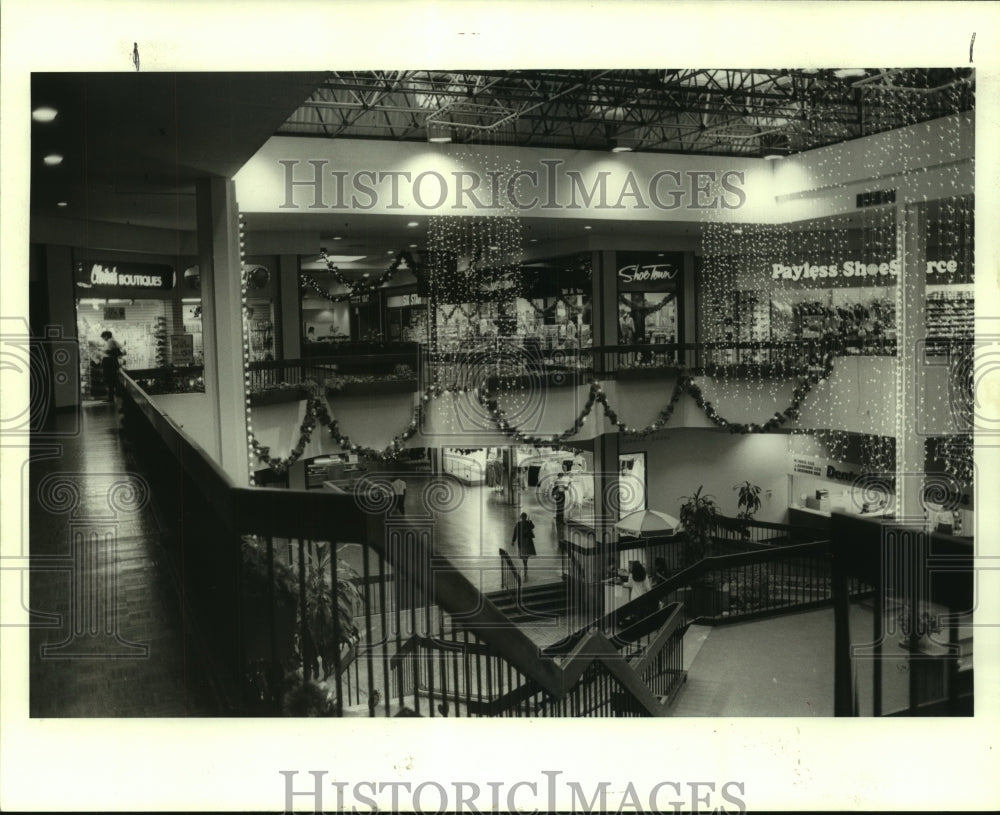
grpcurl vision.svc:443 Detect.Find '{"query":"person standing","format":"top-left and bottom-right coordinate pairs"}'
top-left (552, 472), bottom-right (568, 529)
top-left (391, 477), bottom-right (407, 515)
top-left (100, 330), bottom-right (124, 402)
top-left (511, 512), bottom-right (536, 581)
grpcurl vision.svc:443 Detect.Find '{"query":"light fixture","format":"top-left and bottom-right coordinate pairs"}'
top-left (409, 243), bottom-right (418, 248)
top-left (43, 153), bottom-right (64, 166)
top-left (762, 149), bottom-right (785, 161)
top-left (32, 106), bottom-right (58, 123)
top-left (833, 68), bottom-right (868, 79)
top-left (57, 201), bottom-right (68, 207)
top-left (332, 236), bottom-right (343, 241)
top-left (407, 221), bottom-right (420, 228)
top-left (584, 225), bottom-right (592, 230)
top-left (609, 137), bottom-right (633, 153)
top-left (427, 122), bottom-right (453, 143)
top-left (386, 250), bottom-right (394, 256)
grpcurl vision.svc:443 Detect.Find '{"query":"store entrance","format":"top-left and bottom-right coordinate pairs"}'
top-left (76, 297), bottom-right (203, 400)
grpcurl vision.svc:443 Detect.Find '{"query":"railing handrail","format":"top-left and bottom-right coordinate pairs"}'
top-left (394, 602), bottom-right (686, 716)
top-left (120, 369), bottom-right (577, 703)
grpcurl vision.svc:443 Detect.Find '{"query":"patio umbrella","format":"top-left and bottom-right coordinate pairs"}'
top-left (615, 509), bottom-right (682, 537)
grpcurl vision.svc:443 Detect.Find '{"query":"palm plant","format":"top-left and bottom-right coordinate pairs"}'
top-left (679, 485), bottom-right (718, 565)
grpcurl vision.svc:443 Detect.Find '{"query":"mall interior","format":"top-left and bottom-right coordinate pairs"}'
top-left (24, 69), bottom-right (976, 718)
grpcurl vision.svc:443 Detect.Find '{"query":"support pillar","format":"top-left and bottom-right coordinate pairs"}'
top-left (196, 177), bottom-right (249, 485)
top-left (279, 253), bottom-right (302, 361)
top-left (593, 249), bottom-right (617, 375)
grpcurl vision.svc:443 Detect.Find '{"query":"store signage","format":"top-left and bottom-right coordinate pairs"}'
top-left (618, 263), bottom-right (679, 284)
top-left (771, 257), bottom-right (963, 283)
top-left (617, 252), bottom-right (684, 291)
top-left (76, 262), bottom-right (175, 291)
top-left (170, 334), bottom-right (194, 366)
top-left (789, 456), bottom-right (893, 487)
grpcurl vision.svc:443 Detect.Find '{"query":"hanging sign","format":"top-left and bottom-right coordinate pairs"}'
top-left (76, 262), bottom-right (176, 291)
top-left (616, 252), bottom-right (685, 291)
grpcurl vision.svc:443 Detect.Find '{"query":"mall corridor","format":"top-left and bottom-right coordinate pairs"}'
top-left (29, 402), bottom-right (219, 716)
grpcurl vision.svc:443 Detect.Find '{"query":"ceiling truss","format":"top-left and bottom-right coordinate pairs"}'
top-left (276, 68), bottom-right (974, 158)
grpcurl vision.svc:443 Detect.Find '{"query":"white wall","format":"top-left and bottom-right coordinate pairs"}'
top-left (620, 429), bottom-right (791, 523)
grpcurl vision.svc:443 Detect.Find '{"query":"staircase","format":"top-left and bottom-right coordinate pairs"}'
top-left (483, 579), bottom-right (568, 624)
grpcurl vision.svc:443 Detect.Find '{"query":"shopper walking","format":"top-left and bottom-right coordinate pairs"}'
top-left (510, 512), bottom-right (536, 581)
top-left (100, 330), bottom-right (124, 402)
top-left (391, 477), bottom-right (407, 515)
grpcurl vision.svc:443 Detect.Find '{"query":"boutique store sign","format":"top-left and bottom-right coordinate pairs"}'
top-left (76, 262), bottom-right (176, 292)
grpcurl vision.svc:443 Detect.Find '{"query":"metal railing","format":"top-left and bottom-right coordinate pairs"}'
top-left (244, 338), bottom-right (904, 401)
top-left (118, 370), bottom-right (677, 717)
top-left (545, 540), bottom-right (873, 661)
top-left (390, 602), bottom-right (686, 717)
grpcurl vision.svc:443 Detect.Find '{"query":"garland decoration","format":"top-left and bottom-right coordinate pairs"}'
top-left (249, 386), bottom-right (424, 472)
top-left (475, 350), bottom-right (838, 443)
top-left (619, 293), bottom-right (676, 317)
top-left (250, 350), bottom-right (838, 470)
top-left (303, 250), bottom-right (422, 303)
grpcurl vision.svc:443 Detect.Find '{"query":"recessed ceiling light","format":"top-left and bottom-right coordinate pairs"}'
top-left (32, 107), bottom-right (58, 123)
top-left (407, 221), bottom-right (419, 227)
top-left (362, 273), bottom-right (371, 278)
top-left (43, 153), bottom-right (64, 166)
top-left (386, 250), bottom-right (394, 255)
top-left (530, 239), bottom-right (538, 243)
top-left (57, 201), bottom-right (68, 207)
top-left (409, 244), bottom-right (418, 248)
top-left (584, 225), bottom-right (592, 230)
top-left (332, 236), bottom-right (343, 241)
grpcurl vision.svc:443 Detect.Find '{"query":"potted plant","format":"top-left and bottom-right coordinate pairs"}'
top-left (678, 486), bottom-right (726, 618)
top-left (678, 485), bottom-right (718, 566)
top-left (734, 480), bottom-right (762, 540)
top-left (735, 481), bottom-right (762, 520)
top-left (240, 536), bottom-right (361, 713)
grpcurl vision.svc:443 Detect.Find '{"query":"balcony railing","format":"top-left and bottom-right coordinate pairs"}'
top-left (118, 370), bottom-right (681, 717)
top-left (246, 338), bottom-right (906, 404)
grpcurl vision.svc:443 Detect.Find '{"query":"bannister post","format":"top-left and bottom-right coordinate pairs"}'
top-left (832, 545), bottom-right (854, 716)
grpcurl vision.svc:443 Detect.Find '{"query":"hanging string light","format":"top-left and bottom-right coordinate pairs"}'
top-left (239, 211), bottom-right (257, 487)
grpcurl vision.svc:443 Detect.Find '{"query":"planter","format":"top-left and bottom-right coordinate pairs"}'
top-left (687, 581), bottom-right (730, 619)
top-left (615, 364), bottom-right (683, 381)
top-left (328, 379), bottom-right (417, 397)
top-left (249, 387), bottom-right (310, 407)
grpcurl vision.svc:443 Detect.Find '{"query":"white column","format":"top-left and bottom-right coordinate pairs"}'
top-left (196, 177), bottom-right (249, 485)
top-left (896, 203), bottom-right (928, 524)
